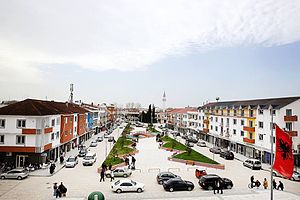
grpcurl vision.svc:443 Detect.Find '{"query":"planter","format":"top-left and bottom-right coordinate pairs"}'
top-left (168, 157), bottom-right (225, 170)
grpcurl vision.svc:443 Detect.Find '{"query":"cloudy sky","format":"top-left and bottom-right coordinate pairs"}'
top-left (0, 0), bottom-right (300, 108)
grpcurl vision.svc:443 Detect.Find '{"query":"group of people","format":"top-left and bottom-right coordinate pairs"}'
top-left (53, 182), bottom-right (68, 198)
top-left (250, 176), bottom-right (284, 190)
top-left (124, 155), bottom-right (136, 170)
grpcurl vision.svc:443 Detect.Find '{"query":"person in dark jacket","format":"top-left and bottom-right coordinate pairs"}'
top-left (100, 168), bottom-right (105, 182)
top-left (58, 182), bottom-right (67, 197)
top-left (214, 178), bottom-right (223, 194)
top-left (272, 179), bottom-right (277, 189)
top-left (277, 181), bottom-right (284, 191)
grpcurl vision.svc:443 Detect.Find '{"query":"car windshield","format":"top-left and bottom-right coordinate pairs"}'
top-left (67, 157), bottom-right (75, 162)
top-left (131, 180), bottom-right (136, 185)
top-left (84, 156), bottom-right (92, 160)
top-left (114, 180), bottom-right (120, 185)
top-left (294, 171), bottom-right (300, 175)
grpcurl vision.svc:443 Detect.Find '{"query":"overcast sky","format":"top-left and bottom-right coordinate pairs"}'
top-left (0, 0), bottom-right (300, 108)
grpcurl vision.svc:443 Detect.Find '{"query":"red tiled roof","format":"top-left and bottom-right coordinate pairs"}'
top-left (0, 99), bottom-right (88, 116)
top-left (168, 107), bottom-right (197, 114)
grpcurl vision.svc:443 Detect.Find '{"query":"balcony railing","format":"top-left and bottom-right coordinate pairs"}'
top-left (286, 131), bottom-right (298, 137)
top-left (243, 126), bottom-right (255, 132)
top-left (284, 115), bottom-right (298, 122)
top-left (243, 138), bottom-right (255, 144)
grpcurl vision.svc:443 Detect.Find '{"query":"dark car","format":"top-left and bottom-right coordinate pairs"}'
top-left (163, 178), bottom-right (194, 192)
top-left (186, 136), bottom-right (198, 143)
top-left (209, 147), bottom-right (222, 154)
top-left (78, 148), bottom-right (88, 157)
top-left (156, 172), bottom-right (181, 185)
top-left (220, 151), bottom-right (234, 160)
top-left (198, 174), bottom-right (233, 190)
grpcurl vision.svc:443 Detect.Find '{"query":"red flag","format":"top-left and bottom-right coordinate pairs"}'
top-left (273, 125), bottom-right (294, 178)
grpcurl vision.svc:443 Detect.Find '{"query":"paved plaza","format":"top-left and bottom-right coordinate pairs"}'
top-left (0, 125), bottom-right (299, 200)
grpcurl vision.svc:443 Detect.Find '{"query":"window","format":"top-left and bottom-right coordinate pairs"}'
top-left (233, 129), bottom-right (236, 135)
top-left (56, 117), bottom-right (60, 125)
top-left (249, 121), bottom-right (253, 127)
top-left (259, 121), bottom-right (263, 129)
top-left (259, 109), bottom-right (263, 115)
top-left (16, 135), bottom-right (25, 144)
top-left (241, 110), bottom-right (244, 117)
top-left (16, 120), bottom-right (26, 128)
top-left (259, 134), bottom-right (264, 140)
top-left (286, 109), bottom-right (292, 116)
top-left (249, 110), bottom-right (254, 117)
top-left (234, 110), bottom-right (237, 116)
top-left (210, 125), bottom-right (213, 130)
top-left (51, 133), bottom-right (55, 140)
top-left (215, 117), bottom-right (218, 122)
top-left (270, 109), bottom-right (276, 116)
top-left (56, 131), bottom-right (59, 139)
top-left (249, 132), bottom-right (253, 139)
top-left (70, 117), bottom-right (73, 122)
top-left (75, 116), bottom-right (77, 122)
top-left (241, 131), bottom-right (244, 136)
top-left (215, 126), bottom-right (218, 131)
top-left (75, 127), bottom-right (77, 133)
top-left (0, 135), bottom-right (4, 144)
top-left (286, 123), bottom-right (292, 131)
top-left (221, 118), bottom-right (223, 123)
top-left (0, 119), bottom-right (5, 128)
top-left (51, 119), bottom-right (55, 127)
top-left (227, 109), bottom-right (230, 116)
top-left (233, 119), bottom-right (237, 125)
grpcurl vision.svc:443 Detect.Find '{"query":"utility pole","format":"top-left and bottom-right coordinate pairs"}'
top-left (270, 108), bottom-right (274, 200)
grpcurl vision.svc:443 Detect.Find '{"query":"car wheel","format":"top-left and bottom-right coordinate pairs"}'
top-left (17, 176), bottom-right (22, 180)
top-left (291, 177), bottom-right (295, 181)
top-left (1, 176), bottom-right (5, 180)
top-left (123, 174), bottom-right (128, 178)
top-left (272, 172), bottom-right (277, 177)
top-left (116, 189), bottom-right (122, 194)
top-left (227, 185), bottom-right (232, 189)
top-left (187, 187), bottom-right (192, 191)
top-left (169, 187), bottom-right (174, 192)
top-left (137, 188), bottom-right (142, 193)
top-left (159, 180), bottom-right (163, 185)
top-left (207, 186), bottom-right (213, 190)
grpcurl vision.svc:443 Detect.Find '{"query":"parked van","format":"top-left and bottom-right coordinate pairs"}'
top-left (83, 152), bottom-right (97, 166)
top-left (243, 159), bottom-right (261, 170)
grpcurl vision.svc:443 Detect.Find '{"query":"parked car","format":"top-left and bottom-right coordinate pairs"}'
top-left (220, 151), bottom-right (234, 160)
top-left (209, 147), bottom-right (222, 154)
top-left (243, 159), bottom-right (261, 170)
top-left (1, 169), bottom-right (29, 180)
top-left (90, 141), bottom-right (98, 147)
top-left (197, 141), bottom-right (206, 147)
top-left (199, 174), bottom-right (233, 190)
top-left (96, 136), bottom-right (103, 142)
top-left (105, 167), bottom-right (132, 178)
top-left (65, 155), bottom-right (78, 168)
top-left (185, 141), bottom-right (194, 147)
top-left (172, 132), bottom-right (180, 137)
top-left (111, 179), bottom-right (145, 193)
top-left (291, 171), bottom-right (300, 181)
top-left (186, 136), bottom-right (198, 143)
top-left (181, 135), bottom-right (188, 139)
top-left (163, 178), bottom-right (194, 192)
top-left (82, 152), bottom-right (97, 166)
top-left (156, 172), bottom-right (181, 185)
top-left (78, 148), bottom-right (88, 157)
top-left (104, 133), bottom-right (109, 138)
top-left (108, 136), bottom-right (114, 142)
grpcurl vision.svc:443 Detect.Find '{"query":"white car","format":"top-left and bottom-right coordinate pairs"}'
top-left (111, 179), bottom-right (145, 193)
top-left (90, 141), bottom-right (98, 147)
top-left (243, 159), bottom-right (261, 170)
top-left (197, 141), bottom-right (206, 147)
top-left (65, 155), bottom-right (78, 168)
top-left (105, 167), bottom-right (132, 178)
top-left (291, 171), bottom-right (300, 181)
top-left (82, 152), bottom-right (97, 166)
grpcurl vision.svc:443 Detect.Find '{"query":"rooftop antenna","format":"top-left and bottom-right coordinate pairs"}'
top-left (69, 83), bottom-right (74, 103)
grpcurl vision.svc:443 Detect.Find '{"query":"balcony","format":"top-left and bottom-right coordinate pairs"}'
top-left (286, 131), bottom-right (298, 137)
top-left (22, 128), bottom-right (37, 134)
top-left (243, 137), bottom-right (255, 144)
top-left (203, 128), bottom-right (209, 133)
top-left (284, 115), bottom-right (298, 122)
top-left (243, 126), bottom-right (255, 132)
top-left (203, 119), bottom-right (209, 124)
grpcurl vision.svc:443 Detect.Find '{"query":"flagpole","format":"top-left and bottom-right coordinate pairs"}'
top-left (270, 108), bottom-right (274, 200)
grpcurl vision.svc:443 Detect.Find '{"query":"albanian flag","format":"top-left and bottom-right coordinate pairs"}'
top-left (273, 125), bottom-right (294, 179)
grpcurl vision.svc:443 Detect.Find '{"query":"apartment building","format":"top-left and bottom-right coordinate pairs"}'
top-left (197, 96), bottom-right (300, 167)
top-left (0, 99), bottom-right (91, 168)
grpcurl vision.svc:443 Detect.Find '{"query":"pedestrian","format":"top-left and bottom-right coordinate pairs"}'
top-left (100, 168), bottom-right (105, 182)
top-left (272, 179), bottom-right (277, 189)
top-left (277, 181), bottom-right (284, 191)
top-left (108, 164), bottom-right (112, 171)
top-left (213, 178), bottom-right (223, 194)
top-left (263, 178), bottom-right (268, 189)
top-left (53, 183), bottom-right (58, 198)
top-left (58, 182), bottom-right (67, 197)
top-left (250, 175), bottom-right (255, 188)
top-left (131, 156), bottom-right (136, 169)
top-left (50, 163), bottom-right (55, 174)
top-left (125, 157), bottom-right (129, 166)
top-left (110, 170), bottom-right (114, 182)
top-left (255, 180), bottom-right (261, 188)
top-left (60, 155), bottom-right (64, 164)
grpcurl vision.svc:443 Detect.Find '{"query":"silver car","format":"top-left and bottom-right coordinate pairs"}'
top-left (105, 167), bottom-right (132, 178)
top-left (1, 169), bottom-right (29, 180)
top-left (65, 155), bottom-right (78, 168)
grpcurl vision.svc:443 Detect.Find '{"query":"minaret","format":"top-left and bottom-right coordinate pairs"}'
top-left (69, 83), bottom-right (74, 103)
top-left (162, 91), bottom-right (166, 112)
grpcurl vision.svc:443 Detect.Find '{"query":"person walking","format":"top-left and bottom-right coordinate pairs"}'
top-left (277, 181), bottom-right (284, 191)
top-left (110, 170), bottom-right (114, 182)
top-left (131, 156), bottom-right (136, 169)
top-left (263, 178), bottom-right (268, 189)
top-left (100, 168), bottom-right (105, 182)
top-left (50, 163), bottom-right (56, 174)
top-left (250, 175), bottom-right (255, 188)
top-left (272, 179), bottom-right (277, 189)
top-left (53, 183), bottom-right (58, 198)
top-left (58, 182), bottom-right (67, 197)
top-left (214, 178), bottom-right (223, 194)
